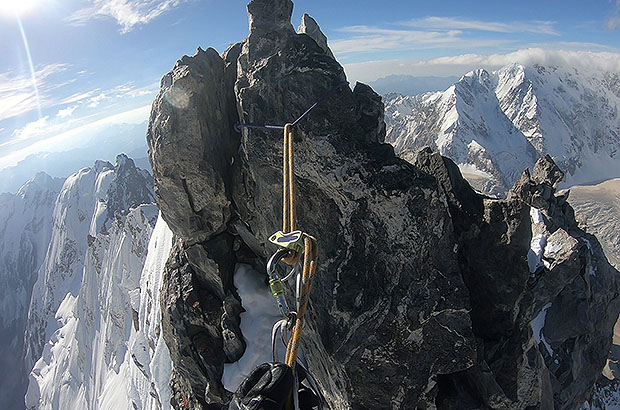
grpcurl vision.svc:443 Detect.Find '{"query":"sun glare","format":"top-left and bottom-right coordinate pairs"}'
top-left (0, 0), bottom-right (39, 17)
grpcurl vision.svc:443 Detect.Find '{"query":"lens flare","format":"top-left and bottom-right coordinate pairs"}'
top-left (0, 0), bottom-right (42, 17)
top-left (17, 16), bottom-right (42, 119)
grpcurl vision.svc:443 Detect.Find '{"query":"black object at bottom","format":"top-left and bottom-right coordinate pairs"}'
top-left (228, 362), bottom-right (321, 410)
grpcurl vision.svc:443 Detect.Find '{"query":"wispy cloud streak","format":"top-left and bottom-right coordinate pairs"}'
top-left (0, 64), bottom-right (68, 121)
top-left (330, 16), bottom-right (560, 57)
top-left (68, 0), bottom-right (188, 33)
top-left (402, 17), bottom-right (559, 35)
top-left (330, 25), bottom-right (512, 55)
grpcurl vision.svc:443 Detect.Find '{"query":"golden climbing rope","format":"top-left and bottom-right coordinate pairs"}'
top-left (285, 234), bottom-right (318, 368)
top-left (283, 123), bottom-right (296, 233)
top-left (265, 123), bottom-right (319, 370)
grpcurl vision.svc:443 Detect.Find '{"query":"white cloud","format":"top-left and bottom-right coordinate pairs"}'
top-left (402, 17), bottom-right (559, 35)
top-left (83, 82), bottom-right (157, 107)
top-left (331, 26), bottom-right (512, 55)
top-left (343, 48), bottom-right (620, 83)
top-left (68, 0), bottom-right (188, 33)
top-left (0, 116), bottom-right (50, 148)
top-left (330, 16), bottom-right (561, 58)
top-left (57, 106), bottom-right (77, 118)
top-left (60, 90), bottom-right (99, 105)
top-left (1, 79), bottom-right (157, 156)
top-left (88, 92), bottom-right (108, 107)
top-left (0, 64), bottom-right (69, 121)
top-left (0, 105), bottom-right (151, 170)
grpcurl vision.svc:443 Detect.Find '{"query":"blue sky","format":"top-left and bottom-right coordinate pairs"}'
top-left (0, 0), bottom-right (619, 173)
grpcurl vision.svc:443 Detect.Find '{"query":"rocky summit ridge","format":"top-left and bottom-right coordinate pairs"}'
top-left (146, 1), bottom-right (620, 409)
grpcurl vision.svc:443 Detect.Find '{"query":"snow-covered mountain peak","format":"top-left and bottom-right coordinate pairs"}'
top-left (105, 153), bottom-right (156, 226)
top-left (92, 159), bottom-right (114, 173)
top-left (458, 67), bottom-right (495, 90)
top-left (17, 173), bottom-right (64, 200)
top-left (115, 152), bottom-right (132, 168)
top-left (25, 157), bottom-right (155, 372)
top-left (385, 61), bottom-right (620, 195)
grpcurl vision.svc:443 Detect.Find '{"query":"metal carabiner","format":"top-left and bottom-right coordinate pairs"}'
top-left (267, 248), bottom-right (293, 278)
top-left (267, 248), bottom-right (295, 316)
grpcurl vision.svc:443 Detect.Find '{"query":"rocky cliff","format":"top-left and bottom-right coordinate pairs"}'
top-left (146, 1), bottom-right (620, 409)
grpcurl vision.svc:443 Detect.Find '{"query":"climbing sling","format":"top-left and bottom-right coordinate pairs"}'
top-left (267, 123), bottom-right (320, 410)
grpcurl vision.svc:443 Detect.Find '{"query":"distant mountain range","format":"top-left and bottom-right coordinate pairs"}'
top-left (369, 74), bottom-right (459, 96)
top-left (0, 121), bottom-right (150, 194)
top-left (384, 63), bottom-right (620, 196)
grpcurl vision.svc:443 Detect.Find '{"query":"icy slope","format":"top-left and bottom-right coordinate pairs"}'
top-left (385, 63), bottom-right (620, 195)
top-left (0, 173), bottom-right (63, 410)
top-left (24, 154), bottom-right (155, 368)
top-left (99, 214), bottom-right (174, 410)
top-left (567, 178), bottom-right (620, 270)
top-left (25, 208), bottom-right (174, 410)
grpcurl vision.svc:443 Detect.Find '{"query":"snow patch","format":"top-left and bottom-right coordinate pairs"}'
top-left (531, 302), bottom-right (554, 356)
top-left (528, 207), bottom-right (548, 273)
top-left (222, 264), bottom-right (282, 393)
top-left (457, 163), bottom-right (494, 179)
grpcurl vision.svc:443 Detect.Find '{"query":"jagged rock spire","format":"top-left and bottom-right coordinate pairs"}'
top-left (147, 1), bottom-right (620, 408)
top-left (247, 0), bottom-right (294, 35)
top-left (298, 13), bottom-right (335, 59)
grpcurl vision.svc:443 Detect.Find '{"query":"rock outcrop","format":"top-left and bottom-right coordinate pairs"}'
top-left (147, 1), bottom-right (620, 409)
top-left (415, 150), bottom-right (619, 409)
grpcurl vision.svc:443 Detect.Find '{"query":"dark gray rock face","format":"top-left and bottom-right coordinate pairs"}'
top-left (147, 47), bottom-right (239, 244)
top-left (159, 236), bottom-right (242, 409)
top-left (247, 0), bottom-right (294, 36)
top-left (415, 149), bottom-right (620, 409)
top-left (147, 1), bottom-right (620, 409)
top-left (105, 154), bottom-right (156, 221)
